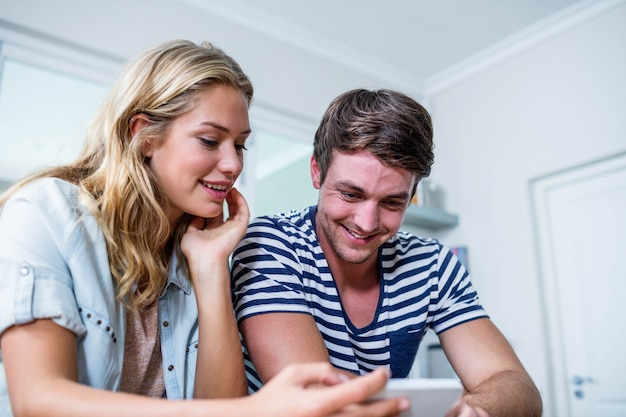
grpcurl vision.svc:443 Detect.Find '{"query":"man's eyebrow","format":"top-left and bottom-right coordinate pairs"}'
top-left (335, 180), bottom-right (364, 192)
top-left (385, 192), bottom-right (411, 201)
top-left (335, 181), bottom-right (411, 200)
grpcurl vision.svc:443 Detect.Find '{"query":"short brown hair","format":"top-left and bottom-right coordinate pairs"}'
top-left (313, 88), bottom-right (434, 192)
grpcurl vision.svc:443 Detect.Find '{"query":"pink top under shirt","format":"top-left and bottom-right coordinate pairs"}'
top-left (119, 299), bottom-right (165, 397)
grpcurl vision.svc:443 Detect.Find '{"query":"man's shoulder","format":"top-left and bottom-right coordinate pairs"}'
top-left (249, 206), bottom-right (314, 233)
top-left (387, 230), bottom-right (441, 251)
top-left (380, 231), bottom-right (445, 272)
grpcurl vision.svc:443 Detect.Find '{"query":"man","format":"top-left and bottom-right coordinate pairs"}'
top-left (231, 89), bottom-right (542, 416)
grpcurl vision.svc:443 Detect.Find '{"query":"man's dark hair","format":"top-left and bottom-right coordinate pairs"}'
top-left (313, 88), bottom-right (434, 194)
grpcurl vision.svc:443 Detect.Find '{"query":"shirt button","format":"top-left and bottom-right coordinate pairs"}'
top-left (162, 321), bottom-right (169, 327)
top-left (19, 266), bottom-right (29, 276)
top-left (167, 365), bottom-right (174, 371)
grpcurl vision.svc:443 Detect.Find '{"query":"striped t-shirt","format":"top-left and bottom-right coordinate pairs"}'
top-left (231, 206), bottom-right (487, 392)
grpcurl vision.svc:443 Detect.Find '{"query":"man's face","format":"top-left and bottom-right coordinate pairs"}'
top-left (311, 150), bottom-right (416, 266)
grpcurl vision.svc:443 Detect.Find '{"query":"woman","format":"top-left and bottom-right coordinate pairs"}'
top-left (0, 40), bottom-right (406, 417)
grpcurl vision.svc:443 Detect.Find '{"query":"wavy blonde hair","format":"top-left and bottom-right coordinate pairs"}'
top-left (0, 40), bottom-right (253, 309)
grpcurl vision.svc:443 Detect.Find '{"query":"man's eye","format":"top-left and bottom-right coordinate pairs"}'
top-left (384, 200), bottom-right (405, 209)
top-left (341, 191), bottom-right (359, 200)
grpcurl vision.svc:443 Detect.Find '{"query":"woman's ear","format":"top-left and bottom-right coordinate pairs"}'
top-left (129, 113), bottom-right (150, 137)
top-left (129, 114), bottom-right (153, 157)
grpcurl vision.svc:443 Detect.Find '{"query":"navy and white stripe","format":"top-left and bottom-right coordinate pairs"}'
top-left (232, 206), bottom-right (487, 392)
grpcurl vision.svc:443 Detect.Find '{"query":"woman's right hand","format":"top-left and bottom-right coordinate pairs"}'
top-left (180, 186), bottom-right (251, 399)
top-left (248, 363), bottom-right (409, 417)
top-left (181, 186), bottom-right (250, 268)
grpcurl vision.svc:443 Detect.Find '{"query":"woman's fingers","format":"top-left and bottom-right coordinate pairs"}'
top-left (273, 362), bottom-right (350, 387)
top-left (261, 364), bottom-right (409, 417)
top-left (314, 368), bottom-right (390, 407)
top-left (225, 187), bottom-right (250, 222)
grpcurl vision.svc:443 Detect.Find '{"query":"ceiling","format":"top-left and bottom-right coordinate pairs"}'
top-left (171, 0), bottom-right (599, 186)
top-left (0, 0), bottom-right (611, 193)
top-left (177, 0), bottom-right (590, 93)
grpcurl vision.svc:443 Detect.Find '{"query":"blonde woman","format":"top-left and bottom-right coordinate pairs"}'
top-left (0, 40), bottom-right (406, 417)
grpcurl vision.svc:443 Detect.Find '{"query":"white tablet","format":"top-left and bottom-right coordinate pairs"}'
top-left (371, 378), bottom-right (463, 417)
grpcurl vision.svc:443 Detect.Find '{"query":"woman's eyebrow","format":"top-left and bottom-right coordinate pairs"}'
top-left (197, 121), bottom-right (251, 136)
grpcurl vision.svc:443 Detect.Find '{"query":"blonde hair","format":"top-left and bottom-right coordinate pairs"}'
top-left (0, 40), bottom-right (253, 309)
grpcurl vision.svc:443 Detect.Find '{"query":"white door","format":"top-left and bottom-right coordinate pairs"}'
top-left (532, 153), bottom-right (626, 417)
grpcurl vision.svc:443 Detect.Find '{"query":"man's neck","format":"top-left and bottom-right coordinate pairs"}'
top-left (324, 249), bottom-right (381, 329)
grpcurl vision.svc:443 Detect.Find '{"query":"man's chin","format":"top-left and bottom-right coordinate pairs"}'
top-left (336, 249), bottom-right (376, 265)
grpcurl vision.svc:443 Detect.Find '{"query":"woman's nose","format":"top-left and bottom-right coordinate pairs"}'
top-left (218, 145), bottom-right (243, 176)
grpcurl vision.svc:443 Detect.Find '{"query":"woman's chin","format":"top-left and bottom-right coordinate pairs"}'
top-left (200, 205), bottom-right (224, 220)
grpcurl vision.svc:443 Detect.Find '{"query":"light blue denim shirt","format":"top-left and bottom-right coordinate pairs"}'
top-left (0, 178), bottom-right (200, 416)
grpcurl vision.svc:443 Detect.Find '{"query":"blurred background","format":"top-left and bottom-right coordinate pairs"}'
top-left (1, 1), bottom-right (625, 415)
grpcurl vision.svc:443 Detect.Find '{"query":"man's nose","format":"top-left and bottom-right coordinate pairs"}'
top-left (354, 201), bottom-right (379, 233)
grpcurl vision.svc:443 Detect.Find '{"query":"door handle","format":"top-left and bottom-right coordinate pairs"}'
top-left (571, 375), bottom-right (595, 385)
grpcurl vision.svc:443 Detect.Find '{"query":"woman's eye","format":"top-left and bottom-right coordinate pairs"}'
top-left (199, 138), bottom-right (218, 148)
top-left (235, 143), bottom-right (248, 151)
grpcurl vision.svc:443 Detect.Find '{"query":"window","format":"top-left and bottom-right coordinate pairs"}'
top-left (0, 29), bottom-right (317, 212)
top-left (243, 105), bottom-right (318, 217)
top-left (251, 129), bottom-right (315, 216)
top-left (0, 57), bottom-right (109, 182)
top-left (0, 29), bottom-right (120, 194)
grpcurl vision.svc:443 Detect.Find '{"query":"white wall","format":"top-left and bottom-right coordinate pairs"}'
top-left (425, 4), bottom-right (626, 415)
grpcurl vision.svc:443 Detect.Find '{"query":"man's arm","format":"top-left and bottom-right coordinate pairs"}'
top-left (439, 318), bottom-right (542, 417)
top-left (240, 312), bottom-right (331, 383)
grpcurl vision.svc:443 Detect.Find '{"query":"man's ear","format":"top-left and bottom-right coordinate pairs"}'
top-left (310, 155), bottom-right (322, 190)
top-left (129, 114), bottom-right (153, 157)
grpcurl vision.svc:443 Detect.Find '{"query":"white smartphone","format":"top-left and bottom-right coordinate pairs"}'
top-left (371, 378), bottom-right (463, 417)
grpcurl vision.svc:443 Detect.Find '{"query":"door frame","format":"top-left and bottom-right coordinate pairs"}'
top-left (530, 151), bottom-right (626, 417)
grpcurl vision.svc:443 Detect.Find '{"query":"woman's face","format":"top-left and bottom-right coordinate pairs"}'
top-left (141, 85), bottom-right (251, 225)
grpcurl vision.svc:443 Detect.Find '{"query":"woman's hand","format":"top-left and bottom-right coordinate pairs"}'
top-left (248, 364), bottom-right (409, 417)
top-left (180, 187), bottom-right (251, 398)
top-left (181, 186), bottom-right (250, 268)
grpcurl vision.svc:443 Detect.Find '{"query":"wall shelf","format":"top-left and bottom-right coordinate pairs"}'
top-left (0, 180), bottom-right (13, 195)
top-left (403, 205), bottom-right (459, 230)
